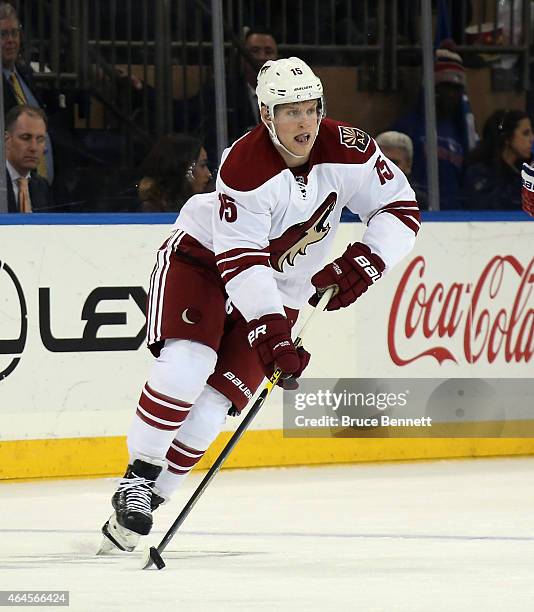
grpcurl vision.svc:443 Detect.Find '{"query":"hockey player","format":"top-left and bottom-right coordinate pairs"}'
top-left (100, 57), bottom-right (420, 552)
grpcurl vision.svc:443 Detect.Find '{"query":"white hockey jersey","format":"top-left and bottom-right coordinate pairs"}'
top-left (174, 117), bottom-right (420, 322)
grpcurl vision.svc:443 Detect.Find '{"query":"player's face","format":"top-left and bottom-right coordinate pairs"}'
top-left (0, 18), bottom-right (21, 69)
top-left (507, 118), bottom-right (534, 162)
top-left (190, 147), bottom-right (212, 193)
top-left (5, 113), bottom-right (46, 175)
top-left (272, 100), bottom-right (320, 161)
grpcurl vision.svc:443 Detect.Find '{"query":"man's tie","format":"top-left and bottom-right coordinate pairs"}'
top-left (9, 72), bottom-right (26, 105)
top-left (16, 177), bottom-right (32, 213)
top-left (9, 72), bottom-right (48, 181)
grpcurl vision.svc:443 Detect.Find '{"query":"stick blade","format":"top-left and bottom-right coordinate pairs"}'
top-left (141, 546), bottom-right (166, 570)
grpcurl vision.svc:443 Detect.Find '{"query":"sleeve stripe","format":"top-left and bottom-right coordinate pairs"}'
top-left (216, 246), bottom-right (272, 283)
top-left (377, 201), bottom-right (420, 212)
top-left (215, 246), bottom-right (269, 263)
top-left (220, 267), bottom-right (238, 279)
top-left (220, 257), bottom-right (271, 283)
top-left (368, 200), bottom-right (421, 235)
top-left (217, 250), bottom-right (270, 265)
top-left (382, 209), bottom-right (421, 234)
top-left (218, 253), bottom-right (272, 276)
top-left (384, 208), bottom-right (421, 227)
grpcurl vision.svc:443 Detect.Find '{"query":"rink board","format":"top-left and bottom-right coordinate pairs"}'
top-left (3, 431), bottom-right (534, 480)
top-left (0, 212), bottom-right (532, 479)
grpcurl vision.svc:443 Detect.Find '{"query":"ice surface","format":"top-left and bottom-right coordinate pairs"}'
top-left (1, 458), bottom-right (534, 611)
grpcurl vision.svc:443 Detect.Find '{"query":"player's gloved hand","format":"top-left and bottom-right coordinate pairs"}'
top-left (309, 242), bottom-right (385, 311)
top-left (280, 346), bottom-right (311, 390)
top-left (247, 313), bottom-right (310, 384)
top-left (521, 163), bottom-right (534, 217)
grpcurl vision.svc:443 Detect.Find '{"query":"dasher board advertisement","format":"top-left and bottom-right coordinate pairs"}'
top-left (0, 216), bottom-right (532, 444)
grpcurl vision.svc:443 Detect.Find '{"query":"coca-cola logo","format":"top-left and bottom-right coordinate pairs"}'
top-left (388, 255), bottom-right (534, 366)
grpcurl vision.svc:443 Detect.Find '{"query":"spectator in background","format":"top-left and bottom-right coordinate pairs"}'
top-left (137, 134), bottom-right (212, 213)
top-left (375, 130), bottom-right (427, 209)
top-left (462, 109), bottom-right (533, 211)
top-left (5, 105), bottom-right (53, 213)
top-left (393, 40), bottom-right (478, 209)
top-left (376, 130), bottom-right (413, 175)
top-left (0, 0), bottom-right (94, 208)
top-left (226, 27), bottom-right (279, 143)
top-left (0, 1), bottom-right (53, 184)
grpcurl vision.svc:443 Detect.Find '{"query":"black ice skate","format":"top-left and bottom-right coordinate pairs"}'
top-left (98, 457), bottom-right (166, 554)
top-left (151, 490), bottom-right (167, 511)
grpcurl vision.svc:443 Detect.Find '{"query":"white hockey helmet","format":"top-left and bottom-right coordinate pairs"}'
top-left (256, 57), bottom-right (324, 157)
top-left (256, 57), bottom-right (324, 118)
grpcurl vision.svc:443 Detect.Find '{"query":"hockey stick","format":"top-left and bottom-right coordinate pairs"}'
top-left (142, 287), bottom-right (334, 570)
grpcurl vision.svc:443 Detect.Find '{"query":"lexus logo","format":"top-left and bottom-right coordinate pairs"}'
top-left (0, 260), bottom-right (148, 381)
top-left (0, 260), bottom-right (28, 380)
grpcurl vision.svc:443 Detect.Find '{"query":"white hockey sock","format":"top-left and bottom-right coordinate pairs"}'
top-left (127, 339), bottom-right (218, 461)
top-left (153, 462), bottom-right (193, 498)
top-left (155, 384), bottom-right (230, 498)
top-left (127, 412), bottom-right (183, 462)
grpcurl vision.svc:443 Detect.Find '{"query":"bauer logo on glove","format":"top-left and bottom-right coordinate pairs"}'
top-left (353, 254), bottom-right (382, 283)
top-left (309, 242), bottom-right (386, 311)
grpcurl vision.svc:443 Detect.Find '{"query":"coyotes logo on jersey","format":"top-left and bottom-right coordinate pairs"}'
top-left (270, 192), bottom-right (337, 273)
top-left (338, 126), bottom-right (370, 153)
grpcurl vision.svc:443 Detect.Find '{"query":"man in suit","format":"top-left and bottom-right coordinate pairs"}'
top-left (1, 1), bottom-right (54, 184)
top-left (5, 104), bottom-right (53, 213)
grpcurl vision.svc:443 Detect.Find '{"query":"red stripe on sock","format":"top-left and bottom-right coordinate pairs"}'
top-left (166, 441), bottom-right (205, 474)
top-left (135, 408), bottom-right (179, 431)
top-left (137, 383), bottom-right (191, 427)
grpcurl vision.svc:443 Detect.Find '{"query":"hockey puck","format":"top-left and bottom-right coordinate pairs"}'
top-left (149, 546), bottom-right (166, 570)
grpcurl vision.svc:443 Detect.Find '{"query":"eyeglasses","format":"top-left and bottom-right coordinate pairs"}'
top-left (0, 27), bottom-right (21, 40)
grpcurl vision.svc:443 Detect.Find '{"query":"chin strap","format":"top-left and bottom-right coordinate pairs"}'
top-left (262, 117), bottom-right (322, 160)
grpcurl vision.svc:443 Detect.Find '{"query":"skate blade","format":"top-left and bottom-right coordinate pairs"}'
top-left (96, 533), bottom-right (117, 555)
top-left (97, 516), bottom-right (140, 554)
